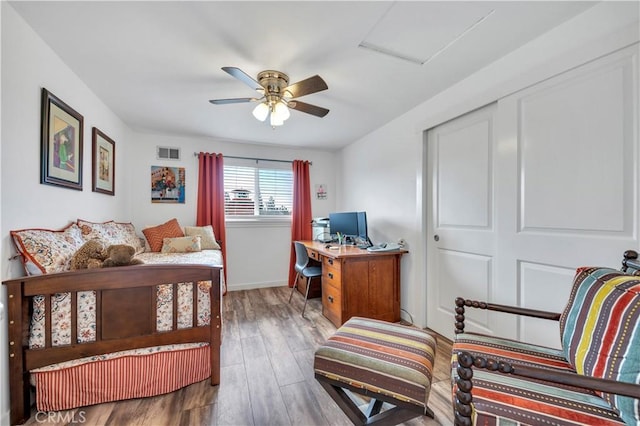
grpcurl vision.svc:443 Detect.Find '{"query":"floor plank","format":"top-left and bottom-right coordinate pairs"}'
top-left (22, 286), bottom-right (455, 425)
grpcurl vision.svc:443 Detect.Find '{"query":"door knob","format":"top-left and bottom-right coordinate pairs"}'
top-left (434, 235), bottom-right (440, 242)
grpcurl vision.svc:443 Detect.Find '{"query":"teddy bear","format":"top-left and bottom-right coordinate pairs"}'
top-left (70, 239), bottom-right (108, 270)
top-left (102, 244), bottom-right (145, 268)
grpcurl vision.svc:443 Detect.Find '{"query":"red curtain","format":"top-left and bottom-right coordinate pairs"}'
top-left (196, 152), bottom-right (228, 294)
top-left (288, 160), bottom-right (313, 287)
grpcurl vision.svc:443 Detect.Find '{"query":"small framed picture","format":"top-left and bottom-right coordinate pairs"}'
top-left (151, 166), bottom-right (185, 203)
top-left (92, 127), bottom-right (115, 195)
top-left (40, 88), bottom-right (83, 190)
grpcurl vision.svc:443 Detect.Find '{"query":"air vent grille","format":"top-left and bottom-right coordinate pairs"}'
top-left (157, 146), bottom-right (180, 160)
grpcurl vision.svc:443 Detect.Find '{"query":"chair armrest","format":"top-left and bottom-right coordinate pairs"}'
top-left (454, 297), bottom-right (561, 334)
top-left (453, 351), bottom-right (640, 426)
top-left (622, 250), bottom-right (640, 274)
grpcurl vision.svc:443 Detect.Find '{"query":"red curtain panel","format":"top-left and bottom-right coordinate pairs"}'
top-left (288, 160), bottom-right (313, 287)
top-left (196, 152), bottom-right (228, 293)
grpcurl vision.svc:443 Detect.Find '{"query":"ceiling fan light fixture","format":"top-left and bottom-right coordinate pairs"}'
top-left (273, 101), bottom-right (291, 121)
top-left (252, 102), bottom-right (269, 121)
top-left (270, 113), bottom-right (284, 127)
top-left (211, 67), bottom-right (330, 126)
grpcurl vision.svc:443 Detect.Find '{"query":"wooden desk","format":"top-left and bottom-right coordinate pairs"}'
top-left (300, 241), bottom-right (408, 327)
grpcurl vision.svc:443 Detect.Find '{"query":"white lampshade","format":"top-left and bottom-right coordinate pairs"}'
top-left (270, 113), bottom-right (284, 127)
top-left (252, 102), bottom-right (269, 122)
top-left (273, 101), bottom-right (291, 121)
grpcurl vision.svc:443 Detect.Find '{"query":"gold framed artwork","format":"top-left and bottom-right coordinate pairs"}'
top-left (151, 166), bottom-right (185, 203)
top-left (40, 88), bottom-right (83, 190)
top-left (92, 127), bottom-right (115, 195)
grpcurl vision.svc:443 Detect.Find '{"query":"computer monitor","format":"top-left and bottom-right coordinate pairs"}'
top-left (329, 211), bottom-right (370, 245)
top-left (357, 211), bottom-right (368, 239)
top-left (329, 212), bottom-right (359, 239)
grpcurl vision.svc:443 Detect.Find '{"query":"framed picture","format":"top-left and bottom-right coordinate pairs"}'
top-left (40, 88), bottom-right (83, 190)
top-left (92, 127), bottom-right (115, 195)
top-left (151, 166), bottom-right (185, 203)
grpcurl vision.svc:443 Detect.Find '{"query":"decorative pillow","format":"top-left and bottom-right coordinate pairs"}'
top-left (10, 223), bottom-right (86, 275)
top-left (184, 225), bottom-right (221, 250)
top-left (560, 267), bottom-right (640, 425)
top-left (109, 222), bottom-right (145, 254)
top-left (161, 236), bottom-right (202, 253)
top-left (76, 219), bottom-right (115, 242)
top-left (142, 218), bottom-right (184, 252)
top-left (77, 219), bottom-right (144, 254)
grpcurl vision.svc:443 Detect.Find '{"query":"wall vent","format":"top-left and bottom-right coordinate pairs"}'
top-left (157, 146), bottom-right (180, 160)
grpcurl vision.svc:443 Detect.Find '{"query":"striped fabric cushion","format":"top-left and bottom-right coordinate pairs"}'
top-left (452, 333), bottom-right (626, 425)
top-left (559, 267), bottom-right (640, 425)
top-left (314, 317), bottom-right (436, 410)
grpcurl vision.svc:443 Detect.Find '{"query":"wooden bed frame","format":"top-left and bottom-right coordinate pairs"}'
top-left (3, 264), bottom-right (222, 425)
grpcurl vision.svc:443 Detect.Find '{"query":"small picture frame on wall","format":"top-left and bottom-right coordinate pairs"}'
top-left (92, 127), bottom-right (115, 195)
top-left (40, 88), bottom-right (84, 190)
top-left (151, 165), bottom-right (185, 203)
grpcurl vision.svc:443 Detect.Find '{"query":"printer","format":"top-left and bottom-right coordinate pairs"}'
top-left (312, 217), bottom-right (331, 242)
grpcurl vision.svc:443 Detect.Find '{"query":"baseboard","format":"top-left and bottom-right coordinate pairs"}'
top-left (1, 408), bottom-right (10, 426)
top-left (227, 281), bottom-right (286, 292)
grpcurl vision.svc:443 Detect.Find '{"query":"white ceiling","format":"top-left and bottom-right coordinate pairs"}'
top-left (9, 1), bottom-right (598, 150)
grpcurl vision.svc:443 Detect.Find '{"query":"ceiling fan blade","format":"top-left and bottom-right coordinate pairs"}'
top-left (288, 100), bottom-right (329, 118)
top-left (222, 66), bottom-right (263, 92)
top-left (284, 75), bottom-right (328, 98)
top-left (209, 97), bottom-right (255, 105)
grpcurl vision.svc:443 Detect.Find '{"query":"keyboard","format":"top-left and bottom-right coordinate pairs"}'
top-left (366, 243), bottom-right (401, 252)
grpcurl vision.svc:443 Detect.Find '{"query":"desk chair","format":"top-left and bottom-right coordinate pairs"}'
top-left (288, 241), bottom-right (322, 317)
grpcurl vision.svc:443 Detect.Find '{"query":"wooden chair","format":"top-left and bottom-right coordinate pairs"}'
top-left (314, 316), bottom-right (437, 425)
top-left (451, 261), bottom-right (640, 426)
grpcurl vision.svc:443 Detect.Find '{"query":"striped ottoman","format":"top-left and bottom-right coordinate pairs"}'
top-left (314, 317), bottom-right (437, 425)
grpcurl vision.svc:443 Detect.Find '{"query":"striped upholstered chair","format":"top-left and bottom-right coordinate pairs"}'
top-left (314, 317), bottom-right (437, 425)
top-left (452, 263), bottom-right (640, 425)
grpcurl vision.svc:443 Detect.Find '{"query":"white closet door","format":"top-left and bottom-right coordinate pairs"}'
top-left (426, 103), bottom-right (498, 341)
top-left (427, 44), bottom-right (639, 347)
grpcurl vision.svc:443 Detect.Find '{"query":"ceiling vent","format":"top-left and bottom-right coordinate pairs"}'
top-left (157, 146), bottom-right (180, 160)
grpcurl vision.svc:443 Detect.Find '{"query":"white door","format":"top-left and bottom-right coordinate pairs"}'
top-left (427, 44), bottom-right (639, 348)
top-left (426, 103), bottom-right (500, 342)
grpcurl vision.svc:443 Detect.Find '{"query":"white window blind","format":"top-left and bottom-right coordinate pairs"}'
top-left (224, 165), bottom-right (293, 217)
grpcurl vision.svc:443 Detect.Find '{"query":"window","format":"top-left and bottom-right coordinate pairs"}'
top-left (224, 164), bottom-right (293, 218)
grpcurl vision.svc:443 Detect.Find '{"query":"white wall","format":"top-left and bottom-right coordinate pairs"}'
top-left (127, 132), bottom-right (337, 290)
top-left (339, 1), bottom-right (640, 328)
top-left (1, 4), bottom-right (135, 278)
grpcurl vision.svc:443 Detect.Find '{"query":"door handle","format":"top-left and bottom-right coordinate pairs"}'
top-left (328, 272), bottom-right (334, 279)
top-left (327, 295), bottom-right (334, 303)
top-left (434, 235), bottom-right (440, 242)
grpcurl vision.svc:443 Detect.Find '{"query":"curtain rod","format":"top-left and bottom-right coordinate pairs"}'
top-left (193, 153), bottom-right (311, 165)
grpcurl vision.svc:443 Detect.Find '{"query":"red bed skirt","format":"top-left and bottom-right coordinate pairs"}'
top-left (32, 345), bottom-right (211, 412)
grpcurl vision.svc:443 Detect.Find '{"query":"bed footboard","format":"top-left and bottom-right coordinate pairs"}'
top-left (4, 264), bottom-right (222, 425)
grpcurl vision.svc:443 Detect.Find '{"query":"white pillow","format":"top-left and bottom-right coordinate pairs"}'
top-left (184, 225), bottom-right (221, 250)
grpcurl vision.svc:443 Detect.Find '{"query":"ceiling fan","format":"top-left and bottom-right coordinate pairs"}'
top-left (209, 67), bottom-right (329, 127)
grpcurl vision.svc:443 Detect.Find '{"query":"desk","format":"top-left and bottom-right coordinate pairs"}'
top-left (300, 241), bottom-right (408, 327)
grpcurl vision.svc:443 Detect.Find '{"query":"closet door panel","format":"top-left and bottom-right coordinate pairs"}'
top-left (493, 45), bottom-right (639, 345)
top-left (427, 44), bottom-right (638, 345)
top-left (519, 61), bottom-right (630, 234)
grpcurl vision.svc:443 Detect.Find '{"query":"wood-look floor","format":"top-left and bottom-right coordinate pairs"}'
top-left (23, 286), bottom-right (455, 426)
